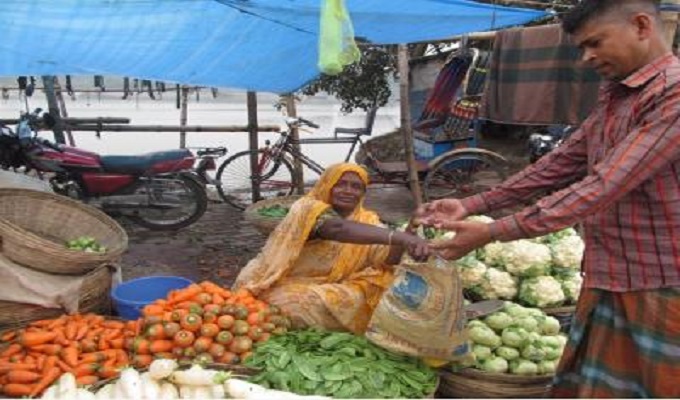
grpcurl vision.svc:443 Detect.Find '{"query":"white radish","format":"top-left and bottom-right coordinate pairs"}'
top-left (118, 368), bottom-right (142, 399)
top-left (149, 359), bottom-right (179, 380)
top-left (224, 378), bottom-right (268, 398)
top-left (192, 386), bottom-right (213, 399)
top-left (179, 385), bottom-right (197, 399)
top-left (170, 364), bottom-right (229, 386)
top-left (40, 385), bottom-right (59, 399)
top-left (93, 383), bottom-right (116, 399)
top-left (140, 372), bottom-right (161, 399)
top-left (75, 388), bottom-right (97, 400)
top-left (210, 383), bottom-right (225, 399)
top-left (56, 372), bottom-right (78, 399)
top-left (158, 382), bottom-right (180, 400)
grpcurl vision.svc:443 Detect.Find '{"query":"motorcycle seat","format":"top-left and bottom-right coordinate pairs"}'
top-left (100, 149), bottom-right (192, 174)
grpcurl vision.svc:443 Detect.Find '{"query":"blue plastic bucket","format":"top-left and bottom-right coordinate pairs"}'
top-left (111, 276), bottom-right (193, 320)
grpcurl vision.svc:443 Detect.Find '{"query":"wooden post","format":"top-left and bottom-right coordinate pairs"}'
top-left (247, 91), bottom-right (261, 202)
top-left (179, 86), bottom-right (189, 148)
top-left (661, 0), bottom-right (680, 47)
top-left (41, 76), bottom-right (67, 144)
top-left (284, 94), bottom-right (305, 194)
top-left (398, 44), bottom-right (423, 207)
top-left (53, 77), bottom-right (75, 146)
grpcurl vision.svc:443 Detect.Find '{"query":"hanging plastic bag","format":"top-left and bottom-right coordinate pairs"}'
top-left (318, 0), bottom-right (361, 75)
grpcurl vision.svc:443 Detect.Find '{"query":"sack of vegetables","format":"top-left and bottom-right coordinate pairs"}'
top-left (244, 196), bottom-right (302, 235)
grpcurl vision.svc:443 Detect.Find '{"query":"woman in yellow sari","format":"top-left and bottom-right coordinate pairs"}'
top-left (233, 163), bottom-right (429, 334)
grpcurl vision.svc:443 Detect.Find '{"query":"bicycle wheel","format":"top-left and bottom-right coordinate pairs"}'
top-left (216, 149), bottom-right (297, 210)
top-left (423, 151), bottom-right (507, 202)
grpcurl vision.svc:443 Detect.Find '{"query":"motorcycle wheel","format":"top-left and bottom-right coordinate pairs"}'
top-left (128, 174), bottom-right (208, 231)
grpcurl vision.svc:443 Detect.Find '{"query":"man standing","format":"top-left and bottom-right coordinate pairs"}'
top-left (416, 0), bottom-right (680, 397)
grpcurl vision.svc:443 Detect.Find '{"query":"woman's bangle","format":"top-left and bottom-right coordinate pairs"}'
top-left (387, 230), bottom-right (395, 246)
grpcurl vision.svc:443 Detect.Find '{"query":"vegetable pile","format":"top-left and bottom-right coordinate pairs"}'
top-left (256, 205), bottom-right (289, 218)
top-left (135, 281), bottom-right (290, 366)
top-left (0, 313), bottom-right (138, 398)
top-left (404, 216), bottom-right (585, 308)
top-left (245, 329), bottom-right (438, 399)
top-left (65, 236), bottom-right (107, 253)
top-left (453, 301), bottom-right (568, 376)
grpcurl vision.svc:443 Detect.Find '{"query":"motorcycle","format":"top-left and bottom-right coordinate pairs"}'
top-left (0, 109), bottom-right (208, 230)
top-left (527, 125), bottom-right (576, 163)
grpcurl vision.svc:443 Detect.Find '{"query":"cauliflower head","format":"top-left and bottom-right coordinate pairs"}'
top-left (465, 215), bottom-right (495, 224)
top-left (481, 241), bottom-right (506, 268)
top-left (550, 235), bottom-right (585, 270)
top-left (501, 240), bottom-right (552, 278)
top-left (455, 255), bottom-right (488, 289)
top-left (556, 269), bottom-right (583, 304)
top-left (519, 276), bottom-right (566, 308)
top-left (473, 267), bottom-right (518, 300)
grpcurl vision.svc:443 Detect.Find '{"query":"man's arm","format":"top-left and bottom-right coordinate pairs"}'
top-left (489, 88), bottom-right (680, 241)
top-left (461, 121), bottom-right (591, 216)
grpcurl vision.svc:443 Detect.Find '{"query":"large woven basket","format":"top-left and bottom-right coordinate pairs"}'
top-left (244, 195), bottom-right (302, 235)
top-left (439, 368), bottom-right (553, 398)
top-left (0, 188), bottom-right (128, 275)
top-left (0, 263), bottom-right (115, 331)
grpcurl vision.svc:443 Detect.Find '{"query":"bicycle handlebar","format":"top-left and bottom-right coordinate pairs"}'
top-left (298, 117), bottom-right (320, 129)
top-left (286, 117), bottom-right (320, 130)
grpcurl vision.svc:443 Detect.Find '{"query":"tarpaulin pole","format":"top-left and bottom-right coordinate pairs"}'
top-left (247, 91), bottom-right (261, 202)
top-left (398, 44), bottom-right (422, 207)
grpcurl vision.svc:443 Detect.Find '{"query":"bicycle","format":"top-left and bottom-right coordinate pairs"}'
top-left (214, 114), bottom-right (509, 210)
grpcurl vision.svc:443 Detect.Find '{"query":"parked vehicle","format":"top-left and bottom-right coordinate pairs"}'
top-left (0, 109), bottom-right (208, 230)
top-left (527, 125), bottom-right (576, 163)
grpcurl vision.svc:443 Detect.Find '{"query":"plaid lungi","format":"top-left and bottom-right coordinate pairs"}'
top-left (552, 288), bottom-right (680, 398)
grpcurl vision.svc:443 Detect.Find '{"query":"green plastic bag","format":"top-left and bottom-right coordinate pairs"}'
top-left (318, 0), bottom-right (361, 75)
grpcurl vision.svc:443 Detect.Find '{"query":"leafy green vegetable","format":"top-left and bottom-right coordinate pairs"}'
top-left (245, 329), bottom-right (438, 398)
top-left (65, 236), bottom-right (106, 253)
top-left (257, 204), bottom-right (290, 218)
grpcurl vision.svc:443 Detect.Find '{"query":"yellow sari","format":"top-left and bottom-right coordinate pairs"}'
top-left (232, 163), bottom-right (394, 334)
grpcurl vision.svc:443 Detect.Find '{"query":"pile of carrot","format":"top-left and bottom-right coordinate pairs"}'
top-left (0, 313), bottom-right (139, 398)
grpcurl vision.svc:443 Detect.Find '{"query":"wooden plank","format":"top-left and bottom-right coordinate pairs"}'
top-left (398, 44), bottom-right (423, 207)
top-left (247, 91), bottom-right (261, 202)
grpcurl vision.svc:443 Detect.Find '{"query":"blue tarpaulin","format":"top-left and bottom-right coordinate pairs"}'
top-left (0, 0), bottom-right (546, 93)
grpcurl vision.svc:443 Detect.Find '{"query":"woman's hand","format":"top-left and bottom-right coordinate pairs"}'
top-left (394, 232), bottom-right (431, 262)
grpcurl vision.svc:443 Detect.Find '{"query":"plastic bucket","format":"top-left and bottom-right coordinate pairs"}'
top-left (111, 276), bottom-right (193, 320)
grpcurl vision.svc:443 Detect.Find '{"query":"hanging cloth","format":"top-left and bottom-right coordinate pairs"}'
top-left (318, 0), bottom-right (360, 75)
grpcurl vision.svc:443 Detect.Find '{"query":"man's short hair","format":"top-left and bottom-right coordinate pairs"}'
top-left (562, 0), bottom-right (660, 34)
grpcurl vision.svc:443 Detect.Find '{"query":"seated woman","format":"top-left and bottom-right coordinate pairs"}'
top-left (232, 163), bottom-right (429, 334)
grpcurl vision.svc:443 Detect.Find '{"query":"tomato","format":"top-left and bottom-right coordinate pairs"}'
top-left (203, 312), bottom-right (217, 324)
top-left (260, 322), bottom-right (276, 333)
top-left (217, 315), bottom-right (235, 330)
top-left (257, 332), bottom-right (271, 343)
top-left (174, 330), bottom-right (196, 348)
top-left (144, 315), bottom-right (163, 326)
top-left (218, 352), bottom-right (240, 365)
top-left (194, 352), bottom-right (214, 365)
top-left (221, 304), bottom-right (237, 316)
top-left (183, 347), bottom-right (197, 358)
top-left (246, 312), bottom-right (264, 326)
top-left (163, 322), bottom-right (181, 339)
top-left (233, 305), bottom-right (250, 321)
top-left (200, 323), bottom-right (220, 338)
top-left (180, 313), bottom-right (203, 332)
top-left (153, 352), bottom-right (174, 360)
top-left (215, 331), bottom-right (234, 345)
top-left (194, 292), bottom-right (213, 305)
top-left (208, 343), bottom-right (226, 359)
top-left (194, 336), bottom-right (213, 353)
top-left (240, 351), bottom-right (253, 363)
top-left (229, 336), bottom-right (253, 354)
top-left (247, 326), bottom-right (264, 341)
top-left (171, 309), bottom-right (188, 322)
top-left (232, 320), bottom-right (250, 336)
top-left (188, 304), bottom-right (204, 316)
top-left (172, 347), bottom-right (185, 358)
top-left (145, 323), bottom-right (165, 340)
top-left (203, 304), bottom-right (221, 314)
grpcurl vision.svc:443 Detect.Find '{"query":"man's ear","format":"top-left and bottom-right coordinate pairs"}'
top-left (631, 12), bottom-right (655, 40)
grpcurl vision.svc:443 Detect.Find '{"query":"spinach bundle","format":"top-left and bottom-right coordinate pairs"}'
top-left (245, 330), bottom-right (438, 398)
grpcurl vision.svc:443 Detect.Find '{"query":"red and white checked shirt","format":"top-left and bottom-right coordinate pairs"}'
top-left (462, 53), bottom-right (680, 291)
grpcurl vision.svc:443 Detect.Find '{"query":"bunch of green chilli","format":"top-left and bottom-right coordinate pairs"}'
top-left (257, 204), bottom-right (290, 218)
top-left (245, 329), bottom-right (438, 398)
top-left (65, 236), bottom-right (106, 253)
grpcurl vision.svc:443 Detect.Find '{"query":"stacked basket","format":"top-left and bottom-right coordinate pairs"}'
top-left (439, 368), bottom-right (553, 398)
top-left (0, 188), bottom-right (128, 329)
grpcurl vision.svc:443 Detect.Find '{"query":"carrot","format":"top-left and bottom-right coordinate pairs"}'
top-left (142, 304), bottom-right (165, 317)
top-left (133, 338), bottom-right (150, 355)
top-left (75, 324), bottom-right (89, 341)
top-left (102, 320), bottom-right (125, 330)
top-left (131, 354), bottom-right (153, 369)
top-left (29, 344), bottom-right (62, 356)
top-left (212, 293), bottom-right (226, 305)
top-left (80, 339), bottom-right (97, 353)
top-left (167, 284), bottom-right (202, 305)
top-left (0, 343), bottom-right (22, 358)
top-left (149, 340), bottom-right (173, 354)
top-left (6, 370), bottom-right (40, 383)
top-left (42, 356), bottom-right (58, 374)
top-left (98, 336), bottom-right (110, 351)
top-left (61, 346), bottom-right (79, 368)
top-left (73, 363), bottom-right (99, 377)
top-left (97, 365), bottom-right (119, 379)
top-left (20, 331), bottom-right (57, 347)
top-left (114, 350), bottom-right (129, 367)
top-left (109, 338), bottom-right (124, 350)
top-left (79, 352), bottom-right (107, 364)
top-left (0, 363), bottom-right (36, 373)
top-left (55, 359), bottom-right (74, 374)
top-left (35, 354), bottom-right (46, 371)
top-left (4, 383), bottom-right (36, 397)
top-left (104, 329), bottom-right (123, 341)
top-left (24, 355), bottom-right (35, 365)
top-left (54, 330), bottom-right (69, 346)
top-left (30, 366), bottom-right (60, 397)
top-left (47, 316), bottom-right (67, 330)
top-left (29, 319), bottom-right (53, 328)
top-left (0, 330), bottom-right (16, 342)
top-left (65, 323), bottom-right (78, 341)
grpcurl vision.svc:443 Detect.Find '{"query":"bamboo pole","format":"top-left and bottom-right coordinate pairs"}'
top-left (247, 91), bottom-right (261, 202)
top-left (41, 76), bottom-right (67, 144)
top-left (179, 86), bottom-right (189, 149)
top-left (284, 95), bottom-right (305, 194)
top-left (61, 124), bottom-right (280, 133)
top-left (398, 44), bottom-right (423, 207)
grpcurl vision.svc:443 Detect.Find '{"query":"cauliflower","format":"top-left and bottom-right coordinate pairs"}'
top-left (500, 240), bottom-right (553, 277)
top-left (501, 327), bottom-right (529, 348)
top-left (495, 346), bottom-right (520, 361)
top-left (550, 235), bottom-right (585, 270)
top-left (472, 268), bottom-right (518, 300)
top-left (539, 227), bottom-right (578, 244)
top-left (481, 356), bottom-right (509, 373)
top-left (519, 276), bottom-right (566, 308)
top-left (455, 255), bottom-right (488, 289)
top-left (472, 344), bottom-right (493, 361)
top-left (484, 312), bottom-right (514, 332)
top-left (466, 215), bottom-right (495, 224)
top-left (554, 269), bottom-right (583, 304)
top-left (540, 316), bottom-right (562, 336)
top-left (509, 359), bottom-right (539, 375)
top-left (468, 325), bottom-right (502, 348)
top-left (481, 241), bottom-right (506, 268)
top-left (538, 360), bottom-right (558, 375)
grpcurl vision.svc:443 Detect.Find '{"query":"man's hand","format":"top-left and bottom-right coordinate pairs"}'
top-left (414, 199), bottom-right (468, 228)
top-left (430, 221), bottom-right (492, 260)
top-left (394, 232), bottom-right (431, 262)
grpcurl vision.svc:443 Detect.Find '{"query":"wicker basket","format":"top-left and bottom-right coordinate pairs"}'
top-left (0, 263), bottom-right (116, 331)
top-left (0, 188), bottom-right (128, 275)
top-left (244, 195), bottom-right (302, 235)
top-left (438, 368), bottom-right (553, 398)
top-left (543, 305), bottom-right (576, 332)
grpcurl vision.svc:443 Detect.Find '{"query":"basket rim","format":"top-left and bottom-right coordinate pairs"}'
top-left (244, 195), bottom-right (303, 216)
top-left (442, 367), bottom-right (554, 384)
